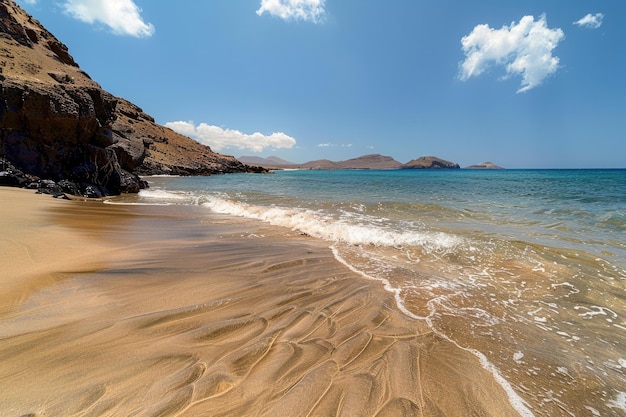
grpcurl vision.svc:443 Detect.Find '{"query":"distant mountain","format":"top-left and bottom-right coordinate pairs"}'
top-left (334, 154), bottom-right (403, 169)
top-left (300, 159), bottom-right (338, 169)
top-left (301, 154), bottom-right (402, 170)
top-left (237, 154), bottom-right (467, 170)
top-left (239, 154), bottom-right (405, 170)
top-left (403, 156), bottom-right (460, 169)
top-left (238, 155), bottom-right (295, 167)
top-left (465, 162), bottom-right (504, 169)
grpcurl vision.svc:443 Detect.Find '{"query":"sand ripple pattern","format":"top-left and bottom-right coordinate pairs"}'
top-left (0, 202), bottom-right (523, 416)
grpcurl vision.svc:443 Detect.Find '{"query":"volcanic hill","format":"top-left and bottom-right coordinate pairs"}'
top-left (0, 0), bottom-right (263, 197)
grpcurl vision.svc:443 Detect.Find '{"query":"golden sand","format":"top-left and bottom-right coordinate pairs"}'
top-left (0, 188), bottom-right (522, 416)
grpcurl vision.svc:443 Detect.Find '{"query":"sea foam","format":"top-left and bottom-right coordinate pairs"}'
top-left (139, 189), bottom-right (190, 200)
top-left (202, 196), bottom-right (462, 251)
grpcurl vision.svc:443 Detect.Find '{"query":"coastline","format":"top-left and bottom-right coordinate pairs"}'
top-left (1, 188), bottom-right (525, 416)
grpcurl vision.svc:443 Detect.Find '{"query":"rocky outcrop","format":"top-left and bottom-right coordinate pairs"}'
top-left (334, 154), bottom-right (403, 170)
top-left (402, 156), bottom-right (460, 169)
top-left (0, 156), bottom-right (32, 187)
top-left (0, 0), bottom-right (264, 197)
top-left (466, 161), bottom-right (503, 169)
top-left (0, 77), bottom-right (134, 196)
top-left (115, 98), bottom-right (265, 176)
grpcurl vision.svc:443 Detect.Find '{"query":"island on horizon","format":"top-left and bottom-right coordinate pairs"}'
top-left (238, 154), bottom-right (503, 170)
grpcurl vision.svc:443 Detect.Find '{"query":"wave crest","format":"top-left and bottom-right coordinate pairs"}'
top-left (202, 196), bottom-right (462, 251)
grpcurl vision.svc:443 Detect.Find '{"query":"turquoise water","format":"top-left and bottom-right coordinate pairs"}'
top-left (116, 169), bottom-right (626, 416)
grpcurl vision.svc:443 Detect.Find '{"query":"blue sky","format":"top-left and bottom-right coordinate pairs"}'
top-left (16, 0), bottom-right (626, 168)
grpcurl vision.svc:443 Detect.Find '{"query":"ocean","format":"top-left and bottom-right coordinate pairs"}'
top-left (113, 168), bottom-right (626, 416)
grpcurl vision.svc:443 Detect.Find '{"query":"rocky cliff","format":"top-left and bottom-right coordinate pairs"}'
top-left (0, 0), bottom-right (263, 197)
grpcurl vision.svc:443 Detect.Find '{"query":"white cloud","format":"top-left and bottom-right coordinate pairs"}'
top-left (62, 0), bottom-right (155, 38)
top-left (574, 13), bottom-right (604, 29)
top-left (317, 143), bottom-right (352, 148)
top-left (257, 0), bottom-right (326, 23)
top-left (165, 121), bottom-right (297, 153)
top-left (459, 15), bottom-right (565, 93)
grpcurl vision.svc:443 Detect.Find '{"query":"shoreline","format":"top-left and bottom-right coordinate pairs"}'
top-left (0, 188), bottom-right (525, 416)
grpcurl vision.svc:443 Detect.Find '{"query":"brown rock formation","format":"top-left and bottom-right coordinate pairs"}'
top-left (0, 0), bottom-right (263, 196)
top-left (466, 161), bottom-right (503, 169)
top-left (115, 98), bottom-right (262, 177)
top-left (402, 156), bottom-right (460, 169)
top-left (334, 154), bottom-right (403, 169)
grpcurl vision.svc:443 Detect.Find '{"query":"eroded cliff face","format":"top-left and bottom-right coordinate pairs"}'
top-left (0, 0), bottom-right (263, 197)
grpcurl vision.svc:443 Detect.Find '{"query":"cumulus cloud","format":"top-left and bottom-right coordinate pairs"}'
top-left (62, 0), bottom-right (155, 37)
top-left (256, 0), bottom-right (326, 23)
top-left (574, 13), bottom-right (604, 29)
top-left (165, 121), bottom-right (297, 153)
top-left (459, 15), bottom-right (565, 93)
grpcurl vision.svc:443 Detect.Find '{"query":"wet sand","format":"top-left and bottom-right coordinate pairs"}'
top-left (0, 188), bottom-right (524, 416)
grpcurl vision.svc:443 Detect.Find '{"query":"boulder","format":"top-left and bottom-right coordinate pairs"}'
top-left (0, 156), bottom-right (33, 186)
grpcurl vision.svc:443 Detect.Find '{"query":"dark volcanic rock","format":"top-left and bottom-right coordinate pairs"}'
top-left (0, 155), bottom-right (32, 186)
top-left (0, 155), bottom-right (120, 197)
top-left (0, 79), bottom-right (132, 194)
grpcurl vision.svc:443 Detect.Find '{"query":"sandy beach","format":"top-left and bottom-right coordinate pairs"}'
top-left (0, 188), bottom-right (524, 416)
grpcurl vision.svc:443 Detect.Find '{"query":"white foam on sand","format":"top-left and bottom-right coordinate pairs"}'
top-left (330, 246), bottom-right (536, 417)
top-left (139, 189), bottom-right (190, 200)
top-left (608, 391), bottom-right (626, 412)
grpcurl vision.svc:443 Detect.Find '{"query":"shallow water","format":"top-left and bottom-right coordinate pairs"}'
top-left (118, 169), bottom-right (626, 416)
